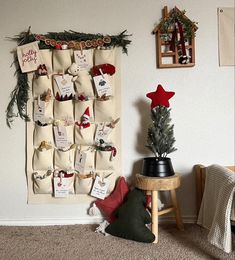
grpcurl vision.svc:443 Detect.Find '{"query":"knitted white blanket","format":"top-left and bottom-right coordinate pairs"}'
top-left (197, 164), bottom-right (235, 253)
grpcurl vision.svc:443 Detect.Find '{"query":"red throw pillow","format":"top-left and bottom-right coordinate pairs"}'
top-left (95, 176), bottom-right (129, 223)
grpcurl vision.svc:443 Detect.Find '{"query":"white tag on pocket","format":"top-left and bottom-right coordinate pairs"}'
top-left (90, 175), bottom-right (109, 200)
top-left (34, 99), bottom-right (45, 122)
top-left (54, 74), bottom-right (75, 97)
top-left (53, 126), bottom-right (68, 148)
top-left (75, 150), bottom-right (87, 173)
top-left (74, 50), bottom-right (93, 71)
top-left (95, 123), bottom-right (112, 144)
top-left (93, 74), bottom-right (112, 97)
top-left (53, 177), bottom-right (70, 197)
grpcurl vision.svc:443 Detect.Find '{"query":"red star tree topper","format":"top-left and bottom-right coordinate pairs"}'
top-left (146, 84), bottom-right (175, 109)
top-left (145, 84), bottom-right (177, 160)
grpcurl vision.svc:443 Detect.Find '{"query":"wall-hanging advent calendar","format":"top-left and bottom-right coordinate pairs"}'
top-left (7, 29), bottom-right (131, 204)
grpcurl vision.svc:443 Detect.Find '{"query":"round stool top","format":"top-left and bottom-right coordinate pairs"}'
top-left (135, 173), bottom-right (181, 191)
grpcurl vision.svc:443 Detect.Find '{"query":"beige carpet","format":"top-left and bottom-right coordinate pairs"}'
top-left (0, 224), bottom-right (234, 260)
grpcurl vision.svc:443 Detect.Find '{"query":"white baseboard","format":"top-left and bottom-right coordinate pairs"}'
top-left (0, 217), bottom-right (104, 226)
top-left (0, 215), bottom-right (197, 226)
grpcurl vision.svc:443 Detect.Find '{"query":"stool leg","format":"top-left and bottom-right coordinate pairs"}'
top-left (170, 189), bottom-right (184, 230)
top-left (151, 190), bottom-right (158, 243)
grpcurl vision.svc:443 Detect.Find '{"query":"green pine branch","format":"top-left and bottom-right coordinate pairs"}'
top-left (146, 105), bottom-right (177, 158)
top-left (6, 28), bottom-right (131, 127)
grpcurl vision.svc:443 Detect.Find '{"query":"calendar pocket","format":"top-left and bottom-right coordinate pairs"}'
top-left (34, 124), bottom-right (54, 147)
top-left (74, 99), bottom-right (94, 122)
top-left (65, 125), bottom-right (74, 145)
top-left (33, 75), bottom-right (53, 97)
top-left (75, 146), bottom-right (95, 172)
top-left (75, 173), bottom-right (93, 194)
top-left (95, 150), bottom-right (114, 170)
top-left (53, 74), bottom-right (75, 97)
top-left (94, 99), bottom-right (115, 122)
top-left (33, 148), bottom-right (54, 171)
top-left (66, 174), bottom-right (75, 194)
top-left (54, 148), bottom-right (75, 170)
top-left (53, 172), bottom-right (75, 196)
top-left (33, 99), bottom-right (53, 123)
top-left (40, 49), bottom-right (53, 74)
top-left (74, 71), bottom-right (94, 97)
top-left (75, 124), bottom-right (95, 145)
top-left (54, 99), bottom-right (74, 121)
top-left (44, 100), bottom-right (53, 122)
top-left (94, 49), bottom-right (115, 65)
top-left (33, 171), bottom-right (53, 194)
top-left (52, 49), bottom-right (72, 73)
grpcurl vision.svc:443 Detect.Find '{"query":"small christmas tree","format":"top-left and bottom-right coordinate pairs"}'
top-left (146, 84), bottom-right (177, 159)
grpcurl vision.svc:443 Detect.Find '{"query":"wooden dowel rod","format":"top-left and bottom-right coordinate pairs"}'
top-left (158, 207), bottom-right (175, 216)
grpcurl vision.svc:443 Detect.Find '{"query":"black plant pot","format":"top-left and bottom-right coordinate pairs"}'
top-left (142, 157), bottom-right (175, 177)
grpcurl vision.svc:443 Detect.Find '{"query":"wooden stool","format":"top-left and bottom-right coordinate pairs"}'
top-left (135, 173), bottom-right (184, 243)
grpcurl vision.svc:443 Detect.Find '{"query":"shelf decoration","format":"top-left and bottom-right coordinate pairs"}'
top-left (6, 27), bottom-right (131, 127)
top-left (153, 6), bottom-right (198, 68)
top-left (6, 27), bottom-right (131, 205)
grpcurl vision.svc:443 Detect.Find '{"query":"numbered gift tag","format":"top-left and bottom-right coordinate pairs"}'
top-left (54, 74), bottom-right (75, 97)
top-left (93, 74), bottom-right (112, 97)
top-left (95, 122), bottom-right (112, 144)
top-left (53, 175), bottom-right (70, 197)
top-left (75, 150), bottom-right (87, 173)
top-left (34, 97), bottom-right (45, 122)
top-left (53, 126), bottom-right (68, 149)
top-left (74, 50), bottom-right (93, 71)
top-left (90, 175), bottom-right (110, 200)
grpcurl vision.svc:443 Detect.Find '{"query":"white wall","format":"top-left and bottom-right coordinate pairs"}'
top-left (0, 0), bottom-right (234, 225)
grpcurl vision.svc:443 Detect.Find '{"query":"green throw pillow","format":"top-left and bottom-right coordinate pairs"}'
top-left (105, 188), bottom-right (155, 243)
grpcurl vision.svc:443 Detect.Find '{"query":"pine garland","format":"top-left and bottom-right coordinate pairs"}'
top-left (146, 106), bottom-right (177, 158)
top-left (6, 28), bottom-right (131, 127)
top-left (158, 8), bottom-right (198, 43)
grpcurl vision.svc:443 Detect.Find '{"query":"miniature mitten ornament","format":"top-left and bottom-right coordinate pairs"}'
top-left (91, 63), bottom-right (115, 76)
top-left (76, 107), bottom-right (91, 129)
top-left (146, 84), bottom-right (175, 109)
top-left (105, 188), bottom-right (155, 243)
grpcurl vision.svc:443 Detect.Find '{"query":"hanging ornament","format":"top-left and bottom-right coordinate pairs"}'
top-left (170, 20), bottom-right (190, 64)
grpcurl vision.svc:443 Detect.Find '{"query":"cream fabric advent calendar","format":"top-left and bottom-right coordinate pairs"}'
top-left (26, 47), bottom-right (122, 204)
